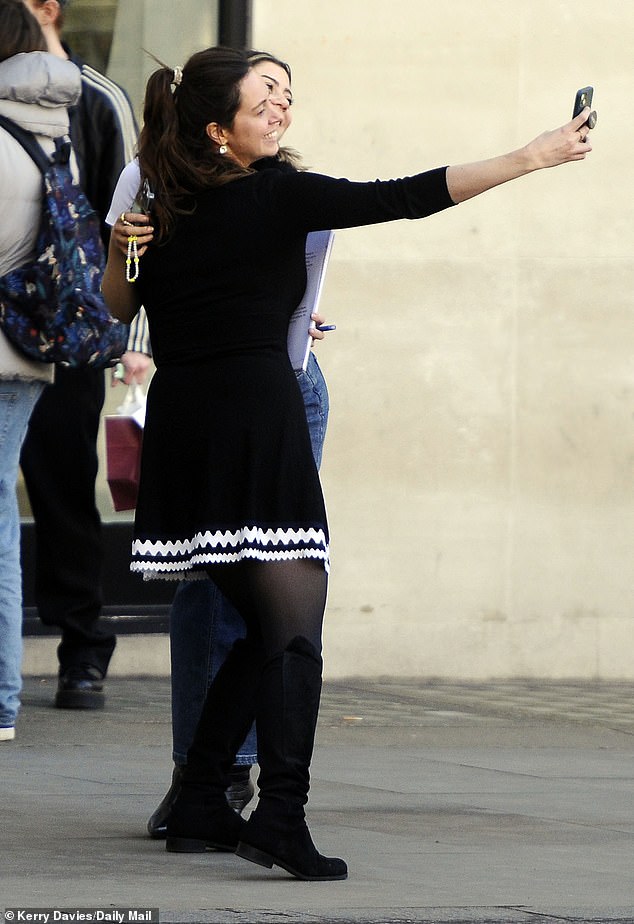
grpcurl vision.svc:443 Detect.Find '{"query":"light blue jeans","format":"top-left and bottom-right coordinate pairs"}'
top-left (170, 353), bottom-right (329, 765)
top-left (0, 377), bottom-right (44, 729)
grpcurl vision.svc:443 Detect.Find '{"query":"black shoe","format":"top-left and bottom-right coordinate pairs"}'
top-left (226, 764), bottom-right (255, 814)
top-left (147, 764), bottom-right (184, 839)
top-left (148, 763), bottom-right (254, 839)
top-left (165, 782), bottom-right (247, 853)
top-left (163, 639), bottom-right (262, 852)
top-left (235, 637), bottom-right (348, 881)
top-left (55, 666), bottom-right (105, 710)
top-left (236, 814), bottom-right (348, 881)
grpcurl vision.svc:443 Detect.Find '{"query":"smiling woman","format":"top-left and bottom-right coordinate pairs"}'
top-left (101, 42), bottom-right (590, 884)
top-left (103, 46), bottom-right (321, 845)
top-left (206, 69), bottom-right (283, 167)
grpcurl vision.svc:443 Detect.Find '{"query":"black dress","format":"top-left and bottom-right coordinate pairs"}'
top-left (131, 166), bottom-right (455, 580)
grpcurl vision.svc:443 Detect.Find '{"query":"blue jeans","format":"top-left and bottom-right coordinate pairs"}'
top-left (0, 378), bottom-right (44, 728)
top-left (170, 352), bottom-right (329, 765)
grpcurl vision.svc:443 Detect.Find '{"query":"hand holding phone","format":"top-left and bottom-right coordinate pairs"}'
top-left (132, 177), bottom-right (155, 215)
top-left (573, 86), bottom-right (597, 132)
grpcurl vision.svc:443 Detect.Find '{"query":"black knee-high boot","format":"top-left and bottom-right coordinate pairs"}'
top-left (235, 636), bottom-right (347, 881)
top-left (166, 638), bottom-right (263, 853)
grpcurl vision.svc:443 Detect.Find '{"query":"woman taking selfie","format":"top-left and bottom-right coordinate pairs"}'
top-left (102, 45), bottom-right (592, 882)
top-left (106, 49), bottom-right (332, 839)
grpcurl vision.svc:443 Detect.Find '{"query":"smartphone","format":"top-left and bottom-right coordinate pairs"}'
top-left (573, 86), bottom-right (593, 119)
top-left (132, 177), bottom-right (155, 215)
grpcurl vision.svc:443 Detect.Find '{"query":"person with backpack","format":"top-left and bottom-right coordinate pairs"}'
top-left (0, 0), bottom-right (82, 741)
top-left (19, 0), bottom-right (149, 710)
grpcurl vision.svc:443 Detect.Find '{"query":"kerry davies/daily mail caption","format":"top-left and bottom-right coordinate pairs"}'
top-left (4, 911), bottom-right (158, 923)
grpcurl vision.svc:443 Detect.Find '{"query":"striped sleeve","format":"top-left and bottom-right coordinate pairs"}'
top-left (81, 64), bottom-right (138, 162)
top-left (127, 307), bottom-right (152, 356)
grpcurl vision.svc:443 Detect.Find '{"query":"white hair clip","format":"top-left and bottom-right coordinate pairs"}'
top-left (172, 66), bottom-right (183, 87)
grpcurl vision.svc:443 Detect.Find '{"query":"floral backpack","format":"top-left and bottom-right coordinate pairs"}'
top-left (0, 115), bottom-right (129, 368)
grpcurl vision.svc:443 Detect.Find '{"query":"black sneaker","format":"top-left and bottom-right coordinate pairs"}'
top-left (55, 665), bottom-right (105, 710)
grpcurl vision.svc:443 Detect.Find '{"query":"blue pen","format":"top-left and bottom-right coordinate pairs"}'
top-left (315, 324), bottom-right (336, 332)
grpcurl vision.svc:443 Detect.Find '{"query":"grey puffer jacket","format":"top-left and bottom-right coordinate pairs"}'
top-left (0, 51), bottom-right (81, 382)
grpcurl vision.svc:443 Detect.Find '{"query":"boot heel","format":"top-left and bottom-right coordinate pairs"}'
top-left (166, 835), bottom-right (208, 853)
top-left (236, 840), bottom-right (274, 869)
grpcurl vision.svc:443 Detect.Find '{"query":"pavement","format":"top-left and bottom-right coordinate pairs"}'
top-left (2, 673), bottom-right (634, 924)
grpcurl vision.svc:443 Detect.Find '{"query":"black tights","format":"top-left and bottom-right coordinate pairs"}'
top-left (207, 558), bottom-right (328, 660)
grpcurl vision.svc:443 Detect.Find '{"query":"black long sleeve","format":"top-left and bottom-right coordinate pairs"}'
top-left (251, 165), bottom-right (455, 235)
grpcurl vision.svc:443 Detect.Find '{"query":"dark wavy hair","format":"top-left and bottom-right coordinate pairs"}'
top-left (246, 49), bottom-right (303, 171)
top-left (0, 0), bottom-right (47, 62)
top-left (246, 49), bottom-right (291, 84)
top-left (137, 46), bottom-right (252, 240)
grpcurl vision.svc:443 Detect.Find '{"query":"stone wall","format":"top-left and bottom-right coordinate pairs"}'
top-left (251, 0), bottom-right (633, 678)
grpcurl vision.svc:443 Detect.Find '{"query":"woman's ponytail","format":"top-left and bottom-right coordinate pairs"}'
top-left (137, 47), bottom-right (251, 241)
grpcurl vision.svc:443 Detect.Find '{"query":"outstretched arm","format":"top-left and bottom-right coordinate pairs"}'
top-left (446, 109), bottom-right (593, 204)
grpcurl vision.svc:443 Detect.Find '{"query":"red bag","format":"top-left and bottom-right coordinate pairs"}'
top-left (104, 385), bottom-right (145, 512)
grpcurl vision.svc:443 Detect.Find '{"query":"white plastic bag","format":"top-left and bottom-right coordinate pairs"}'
top-left (115, 382), bottom-right (146, 427)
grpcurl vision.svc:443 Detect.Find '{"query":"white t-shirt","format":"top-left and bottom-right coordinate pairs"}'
top-left (105, 158), bottom-right (152, 356)
top-left (106, 158), bottom-right (141, 226)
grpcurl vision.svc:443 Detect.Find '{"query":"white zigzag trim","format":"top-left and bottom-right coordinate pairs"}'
top-left (132, 526), bottom-right (328, 559)
top-left (131, 546), bottom-right (330, 580)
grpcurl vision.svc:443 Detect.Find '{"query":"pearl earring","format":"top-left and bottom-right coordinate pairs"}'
top-left (218, 144), bottom-right (227, 155)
